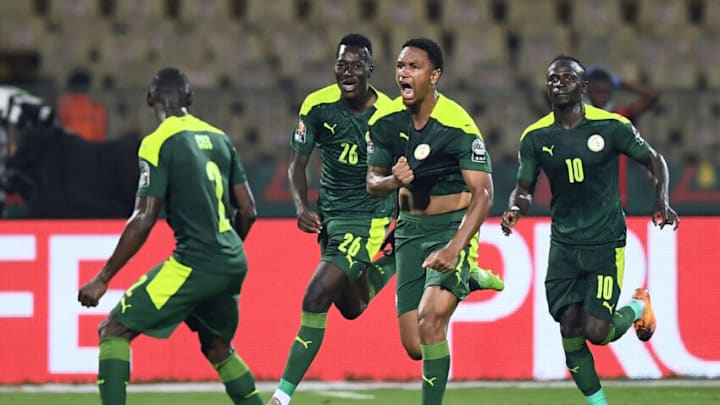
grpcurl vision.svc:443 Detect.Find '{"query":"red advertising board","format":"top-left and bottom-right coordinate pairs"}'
top-left (0, 218), bottom-right (718, 383)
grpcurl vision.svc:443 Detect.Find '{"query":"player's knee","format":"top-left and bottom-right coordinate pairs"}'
top-left (584, 323), bottom-right (612, 345)
top-left (199, 333), bottom-right (233, 364)
top-left (302, 286), bottom-right (335, 313)
top-left (98, 316), bottom-right (131, 339)
top-left (417, 311), bottom-right (444, 338)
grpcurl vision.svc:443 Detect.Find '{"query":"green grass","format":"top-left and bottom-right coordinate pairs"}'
top-left (1, 386), bottom-right (719, 404)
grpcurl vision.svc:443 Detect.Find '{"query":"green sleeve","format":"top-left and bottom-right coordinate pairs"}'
top-left (614, 121), bottom-right (651, 160)
top-left (367, 119), bottom-right (394, 168)
top-left (517, 135), bottom-right (540, 183)
top-left (136, 156), bottom-right (168, 198)
top-left (290, 107), bottom-right (317, 155)
top-left (453, 130), bottom-right (492, 172)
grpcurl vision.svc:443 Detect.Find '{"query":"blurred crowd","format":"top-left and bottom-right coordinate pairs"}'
top-left (0, 0), bottom-right (717, 217)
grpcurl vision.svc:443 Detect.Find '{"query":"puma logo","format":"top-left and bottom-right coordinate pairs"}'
top-left (422, 375), bottom-right (437, 386)
top-left (569, 366), bottom-right (580, 374)
top-left (120, 298), bottom-right (132, 314)
top-left (346, 255), bottom-right (357, 268)
top-left (602, 301), bottom-right (615, 313)
top-left (295, 336), bottom-right (313, 349)
top-left (542, 145), bottom-right (555, 156)
top-left (399, 132), bottom-right (409, 140)
top-left (323, 122), bottom-right (338, 134)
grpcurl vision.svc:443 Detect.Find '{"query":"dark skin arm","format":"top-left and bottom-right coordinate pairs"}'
top-left (78, 196), bottom-right (162, 307)
top-left (635, 147), bottom-right (679, 229)
top-left (366, 157), bottom-right (412, 197)
top-left (501, 179), bottom-right (535, 236)
top-left (231, 181), bottom-right (257, 240)
top-left (423, 170), bottom-right (494, 272)
top-left (619, 78), bottom-right (659, 118)
top-left (288, 150), bottom-right (322, 233)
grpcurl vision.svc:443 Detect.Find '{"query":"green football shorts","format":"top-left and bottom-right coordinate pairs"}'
top-left (395, 209), bottom-right (479, 316)
top-left (545, 242), bottom-right (626, 322)
top-left (319, 216), bottom-right (391, 281)
top-left (111, 256), bottom-right (247, 341)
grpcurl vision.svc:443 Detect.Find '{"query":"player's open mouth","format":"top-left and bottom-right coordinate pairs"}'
top-left (400, 82), bottom-right (414, 98)
top-left (341, 80), bottom-right (357, 92)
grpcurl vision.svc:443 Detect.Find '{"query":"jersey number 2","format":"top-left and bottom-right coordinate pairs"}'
top-left (206, 161), bottom-right (232, 233)
top-left (564, 158), bottom-right (585, 183)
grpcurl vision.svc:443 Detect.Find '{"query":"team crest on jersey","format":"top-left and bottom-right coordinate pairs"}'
top-left (365, 131), bottom-right (375, 154)
top-left (138, 160), bottom-right (150, 188)
top-left (587, 134), bottom-right (605, 152)
top-left (471, 138), bottom-right (487, 163)
top-left (414, 144), bottom-right (431, 160)
top-left (294, 119), bottom-right (307, 143)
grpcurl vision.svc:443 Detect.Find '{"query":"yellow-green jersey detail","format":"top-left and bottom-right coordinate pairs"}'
top-left (517, 104), bottom-right (651, 247)
top-left (290, 84), bottom-right (395, 219)
top-left (367, 93), bottom-right (491, 196)
top-left (137, 114), bottom-right (247, 273)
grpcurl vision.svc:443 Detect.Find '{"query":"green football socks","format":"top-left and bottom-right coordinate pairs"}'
top-left (563, 337), bottom-right (602, 397)
top-left (421, 340), bottom-right (450, 405)
top-left (367, 254), bottom-right (396, 300)
top-left (603, 306), bottom-right (637, 344)
top-left (98, 337), bottom-right (130, 405)
top-left (277, 311), bottom-right (328, 398)
top-left (213, 352), bottom-right (262, 405)
top-left (585, 388), bottom-right (609, 405)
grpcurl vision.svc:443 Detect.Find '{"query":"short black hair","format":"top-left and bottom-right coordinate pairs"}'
top-left (548, 55), bottom-right (586, 79)
top-left (401, 38), bottom-right (444, 71)
top-left (150, 67), bottom-right (191, 96)
top-left (337, 33), bottom-right (373, 56)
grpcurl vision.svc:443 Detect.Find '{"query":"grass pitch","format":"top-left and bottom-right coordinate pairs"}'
top-left (1, 382), bottom-right (719, 404)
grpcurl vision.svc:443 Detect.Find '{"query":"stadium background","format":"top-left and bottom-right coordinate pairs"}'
top-left (0, 0), bottom-right (719, 386)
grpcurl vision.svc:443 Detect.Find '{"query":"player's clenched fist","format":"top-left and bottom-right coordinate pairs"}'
top-left (78, 275), bottom-right (108, 307)
top-left (392, 156), bottom-right (414, 186)
top-left (501, 207), bottom-right (521, 236)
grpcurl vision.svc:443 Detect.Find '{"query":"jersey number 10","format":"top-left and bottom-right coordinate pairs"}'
top-left (564, 158), bottom-right (585, 184)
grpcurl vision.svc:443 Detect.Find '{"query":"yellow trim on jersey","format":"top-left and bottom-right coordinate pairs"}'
top-left (365, 217), bottom-right (391, 258)
top-left (299, 84), bottom-right (341, 116)
top-left (467, 232), bottom-right (480, 267)
top-left (431, 94), bottom-right (483, 138)
top-left (299, 84), bottom-right (392, 117)
top-left (139, 114), bottom-right (225, 167)
top-left (615, 247), bottom-right (625, 289)
top-left (146, 257), bottom-right (192, 310)
top-left (584, 103), bottom-right (631, 123)
top-left (520, 104), bottom-right (632, 141)
top-left (520, 112), bottom-right (554, 141)
top-left (368, 96), bottom-right (406, 126)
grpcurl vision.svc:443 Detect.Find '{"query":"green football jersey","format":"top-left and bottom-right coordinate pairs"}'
top-left (517, 104), bottom-right (651, 247)
top-left (290, 84), bottom-right (396, 219)
top-left (367, 93), bottom-right (492, 197)
top-left (137, 114), bottom-right (247, 273)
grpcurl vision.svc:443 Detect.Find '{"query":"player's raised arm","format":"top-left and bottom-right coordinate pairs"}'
top-left (78, 195), bottom-right (162, 307)
top-left (366, 159), bottom-right (409, 197)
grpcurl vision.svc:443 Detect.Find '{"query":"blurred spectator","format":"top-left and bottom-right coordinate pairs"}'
top-left (1, 86), bottom-right (138, 218)
top-left (586, 65), bottom-right (660, 122)
top-left (58, 68), bottom-right (108, 142)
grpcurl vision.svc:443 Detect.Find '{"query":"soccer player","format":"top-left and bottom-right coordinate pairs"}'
top-left (366, 38), bottom-right (498, 405)
top-left (267, 33), bottom-right (399, 405)
top-left (501, 56), bottom-right (679, 405)
top-left (78, 68), bottom-right (262, 405)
